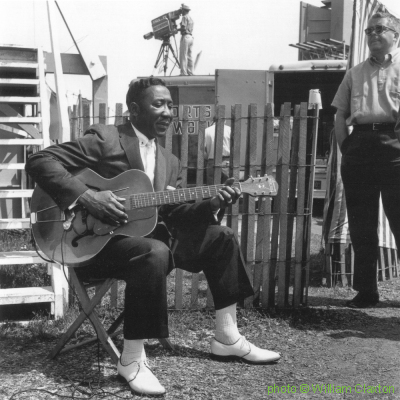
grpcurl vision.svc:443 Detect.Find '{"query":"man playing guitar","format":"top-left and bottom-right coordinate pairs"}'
top-left (26, 78), bottom-right (280, 396)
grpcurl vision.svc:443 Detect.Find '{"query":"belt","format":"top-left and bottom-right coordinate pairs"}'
top-left (353, 123), bottom-right (395, 132)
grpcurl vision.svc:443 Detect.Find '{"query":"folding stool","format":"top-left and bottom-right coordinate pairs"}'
top-left (48, 267), bottom-right (174, 364)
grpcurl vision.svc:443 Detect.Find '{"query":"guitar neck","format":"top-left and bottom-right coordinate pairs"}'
top-left (129, 183), bottom-right (240, 209)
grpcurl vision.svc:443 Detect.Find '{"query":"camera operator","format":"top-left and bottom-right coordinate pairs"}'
top-left (178, 4), bottom-right (194, 75)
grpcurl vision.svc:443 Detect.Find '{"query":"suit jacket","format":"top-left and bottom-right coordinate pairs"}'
top-left (26, 122), bottom-right (221, 259)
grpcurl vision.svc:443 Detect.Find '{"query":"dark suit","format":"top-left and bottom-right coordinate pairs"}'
top-left (26, 122), bottom-right (254, 339)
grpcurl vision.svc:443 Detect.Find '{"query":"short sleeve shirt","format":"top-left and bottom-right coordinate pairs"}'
top-left (332, 47), bottom-right (400, 125)
top-left (181, 15), bottom-right (194, 35)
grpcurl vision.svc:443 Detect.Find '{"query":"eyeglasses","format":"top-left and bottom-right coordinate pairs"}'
top-left (365, 24), bottom-right (397, 36)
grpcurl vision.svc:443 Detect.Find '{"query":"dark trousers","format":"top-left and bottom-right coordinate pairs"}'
top-left (341, 129), bottom-right (400, 292)
top-left (76, 225), bottom-right (253, 340)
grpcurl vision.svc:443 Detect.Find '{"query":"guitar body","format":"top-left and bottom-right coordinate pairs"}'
top-left (30, 169), bottom-right (157, 266)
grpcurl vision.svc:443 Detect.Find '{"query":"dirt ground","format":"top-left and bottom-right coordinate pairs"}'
top-left (1, 276), bottom-right (400, 400)
top-left (1, 216), bottom-right (400, 399)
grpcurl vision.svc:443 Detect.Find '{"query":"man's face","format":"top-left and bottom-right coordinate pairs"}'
top-left (132, 85), bottom-right (173, 140)
top-left (367, 17), bottom-right (398, 56)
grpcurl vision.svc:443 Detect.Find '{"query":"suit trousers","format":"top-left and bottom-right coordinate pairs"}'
top-left (341, 129), bottom-right (400, 292)
top-left (76, 224), bottom-right (253, 340)
top-left (179, 34), bottom-right (194, 76)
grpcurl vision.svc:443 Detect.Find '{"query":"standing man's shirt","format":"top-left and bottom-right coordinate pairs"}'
top-left (181, 14), bottom-right (194, 35)
top-left (332, 47), bottom-right (400, 125)
top-left (204, 124), bottom-right (231, 160)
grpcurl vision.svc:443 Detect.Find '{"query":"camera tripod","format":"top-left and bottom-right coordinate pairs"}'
top-left (153, 35), bottom-right (180, 76)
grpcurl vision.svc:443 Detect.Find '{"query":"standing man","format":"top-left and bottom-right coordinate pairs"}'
top-left (26, 78), bottom-right (280, 397)
top-left (332, 12), bottom-right (400, 308)
top-left (179, 3), bottom-right (194, 75)
top-left (204, 119), bottom-right (231, 184)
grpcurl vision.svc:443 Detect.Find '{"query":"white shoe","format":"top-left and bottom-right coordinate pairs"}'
top-left (117, 358), bottom-right (166, 396)
top-left (210, 336), bottom-right (281, 365)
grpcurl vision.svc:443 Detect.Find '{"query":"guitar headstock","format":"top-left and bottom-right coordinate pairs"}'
top-left (240, 175), bottom-right (279, 197)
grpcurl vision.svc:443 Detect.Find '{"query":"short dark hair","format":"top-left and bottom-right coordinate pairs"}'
top-left (126, 77), bottom-right (167, 109)
top-left (370, 12), bottom-right (400, 33)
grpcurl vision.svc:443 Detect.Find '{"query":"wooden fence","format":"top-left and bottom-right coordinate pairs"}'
top-left (69, 101), bottom-right (320, 309)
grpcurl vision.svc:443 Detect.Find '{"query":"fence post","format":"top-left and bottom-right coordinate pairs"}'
top-left (115, 103), bottom-right (123, 126)
top-left (99, 103), bottom-right (107, 125)
top-left (241, 104), bottom-right (258, 308)
top-left (227, 104), bottom-right (241, 233)
top-left (70, 105), bottom-right (79, 141)
top-left (212, 105), bottom-right (225, 184)
top-left (286, 105), bottom-right (300, 305)
top-left (293, 102), bottom-right (308, 307)
top-left (260, 103), bottom-right (275, 308)
top-left (276, 103), bottom-right (291, 309)
top-left (82, 100), bottom-right (91, 133)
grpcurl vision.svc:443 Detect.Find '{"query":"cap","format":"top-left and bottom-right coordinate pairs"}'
top-left (181, 3), bottom-right (191, 10)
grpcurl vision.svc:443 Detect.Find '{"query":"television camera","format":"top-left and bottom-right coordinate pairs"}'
top-left (143, 10), bottom-right (182, 76)
top-left (143, 10), bottom-right (182, 41)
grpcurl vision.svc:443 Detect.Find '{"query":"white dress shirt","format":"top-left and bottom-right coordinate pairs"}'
top-left (132, 124), bottom-right (156, 185)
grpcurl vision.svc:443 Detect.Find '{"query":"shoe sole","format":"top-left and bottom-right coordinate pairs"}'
top-left (210, 353), bottom-right (280, 365)
top-left (345, 300), bottom-right (379, 309)
top-left (117, 374), bottom-right (166, 397)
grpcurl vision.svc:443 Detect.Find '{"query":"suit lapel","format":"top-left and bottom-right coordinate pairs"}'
top-left (118, 122), bottom-right (145, 171)
top-left (154, 143), bottom-right (167, 192)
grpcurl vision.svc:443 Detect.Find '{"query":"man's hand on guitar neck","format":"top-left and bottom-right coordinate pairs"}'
top-left (77, 189), bottom-right (128, 226)
top-left (210, 178), bottom-right (241, 211)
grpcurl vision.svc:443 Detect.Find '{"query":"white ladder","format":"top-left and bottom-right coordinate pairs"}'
top-left (0, 45), bottom-right (67, 319)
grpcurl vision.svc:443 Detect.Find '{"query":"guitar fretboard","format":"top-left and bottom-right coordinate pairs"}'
top-left (129, 183), bottom-right (240, 209)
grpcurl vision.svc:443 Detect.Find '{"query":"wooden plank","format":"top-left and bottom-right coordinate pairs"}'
top-left (387, 248), bottom-right (393, 280)
top-left (350, 244), bottom-right (355, 287)
top-left (0, 103), bottom-right (41, 138)
top-left (0, 218), bottom-right (30, 229)
top-left (0, 286), bottom-right (54, 305)
top-left (287, 105), bottom-right (300, 305)
top-left (190, 106), bottom-right (208, 309)
top-left (35, 50), bottom-right (50, 153)
top-left (0, 117), bottom-right (41, 124)
top-left (114, 103), bottom-right (124, 126)
top-left (241, 104), bottom-right (258, 308)
top-left (47, 0), bottom-right (70, 143)
top-left (0, 139), bottom-right (43, 145)
top-left (379, 247), bottom-right (386, 281)
top-left (227, 104), bottom-right (241, 233)
top-left (261, 103), bottom-right (275, 308)
top-left (212, 105), bottom-right (225, 184)
top-left (92, 56), bottom-right (108, 125)
top-left (0, 124), bottom-right (29, 137)
top-left (174, 105), bottom-right (190, 309)
top-left (0, 78), bottom-right (39, 86)
top-left (276, 103), bottom-right (291, 309)
top-left (82, 100), bottom-right (91, 133)
top-left (0, 61), bottom-right (38, 69)
top-left (302, 105), bottom-right (320, 305)
top-left (293, 103), bottom-right (308, 307)
top-left (0, 190), bottom-right (33, 198)
top-left (340, 243), bottom-right (348, 286)
top-left (324, 243), bottom-right (332, 287)
top-left (45, 52), bottom-right (89, 75)
top-left (0, 163), bottom-right (26, 170)
top-left (0, 251), bottom-right (43, 265)
top-left (0, 97), bottom-right (40, 103)
top-left (99, 103), bottom-right (107, 125)
top-left (70, 105), bottom-right (78, 141)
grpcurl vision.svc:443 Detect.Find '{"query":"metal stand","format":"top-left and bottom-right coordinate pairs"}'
top-left (153, 36), bottom-right (180, 76)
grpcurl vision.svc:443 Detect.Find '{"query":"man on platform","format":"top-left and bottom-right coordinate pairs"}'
top-left (332, 12), bottom-right (400, 308)
top-left (26, 78), bottom-right (280, 397)
top-left (178, 4), bottom-right (194, 75)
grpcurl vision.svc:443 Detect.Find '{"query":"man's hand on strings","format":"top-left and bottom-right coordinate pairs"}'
top-left (78, 189), bottom-right (128, 226)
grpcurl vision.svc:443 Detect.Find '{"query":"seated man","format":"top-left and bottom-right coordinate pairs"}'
top-left (26, 78), bottom-right (280, 397)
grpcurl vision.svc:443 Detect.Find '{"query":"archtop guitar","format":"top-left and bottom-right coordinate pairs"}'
top-left (30, 169), bottom-right (278, 266)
